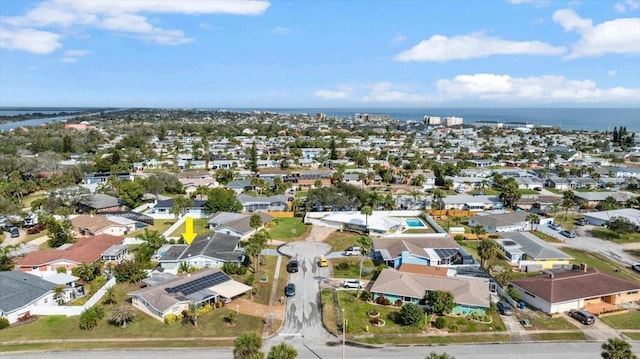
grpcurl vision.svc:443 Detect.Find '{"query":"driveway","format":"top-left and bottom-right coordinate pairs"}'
top-left (556, 225), bottom-right (639, 267)
top-left (270, 240), bottom-right (338, 353)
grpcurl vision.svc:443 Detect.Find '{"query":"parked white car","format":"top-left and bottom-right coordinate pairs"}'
top-left (343, 279), bottom-right (364, 288)
top-left (343, 246), bottom-right (362, 256)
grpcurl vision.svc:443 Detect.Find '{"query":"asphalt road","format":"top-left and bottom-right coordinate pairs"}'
top-left (4, 342), bottom-right (637, 359)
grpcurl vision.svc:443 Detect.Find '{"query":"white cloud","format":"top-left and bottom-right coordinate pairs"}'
top-left (1, 0), bottom-right (270, 53)
top-left (313, 86), bottom-right (353, 100)
top-left (0, 27), bottom-right (61, 54)
top-left (272, 26), bottom-right (291, 35)
top-left (360, 82), bottom-right (433, 103)
top-left (61, 49), bottom-right (91, 63)
top-left (552, 9), bottom-right (640, 59)
top-left (394, 32), bottom-right (565, 62)
top-left (435, 73), bottom-right (640, 104)
top-left (609, 70), bottom-right (618, 76)
top-left (615, 0), bottom-right (640, 12)
top-left (391, 34), bottom-right (406, 43)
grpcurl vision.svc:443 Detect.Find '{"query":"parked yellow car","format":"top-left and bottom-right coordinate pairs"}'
top-left (319, 256), bottom-right (328, 267)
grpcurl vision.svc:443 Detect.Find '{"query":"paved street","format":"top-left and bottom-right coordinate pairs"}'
top-left (3, 342), bottom-right (637, 359)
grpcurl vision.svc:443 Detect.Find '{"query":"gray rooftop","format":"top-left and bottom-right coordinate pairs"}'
top-left (80, 193), bottom-right (123, 209)
top-left (500, 232), bottom-right (573, 260)
top-left (0, 271), bottom-right (56, 313)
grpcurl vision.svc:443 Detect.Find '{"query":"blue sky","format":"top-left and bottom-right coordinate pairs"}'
top-left (1, 0), bottom-right (639, 108)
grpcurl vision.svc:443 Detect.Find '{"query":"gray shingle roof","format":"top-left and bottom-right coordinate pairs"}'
top-left (0, 271), bottom-right (56, 313)
top-left (500, 232), bottom-right (573, 260)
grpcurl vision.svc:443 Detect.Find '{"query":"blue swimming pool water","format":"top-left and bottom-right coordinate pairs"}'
top-left (405, 218), bottom-right (425, 227)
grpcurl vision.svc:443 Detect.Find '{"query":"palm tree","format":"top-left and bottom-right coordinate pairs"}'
top-left (360, 205), bottom-right (372, 230)
top-left (525, 213), bottom-right (540, 230)
top-left (355, 235), bottom-right (373, 297)
top-left (601, 337), bottom-right (637, 359)
top-left (549, 201), bottom-right (561, 217)
top-left (110, 306), bottom-right (135, 329)
top-left (471, 224), bottom-right (486, 245)
top-left (477, 238), bottom-right (498, 269)
top-left (267, 342), bottom-right (298, 359)
top-left (101, 285), bottom-right (116, 306)
top-left (426, 352), bottom-right (456, 359)
top-left (53, 285), bottom-right (66, 304)
top-left (233, 331), bottom-right (264, 359)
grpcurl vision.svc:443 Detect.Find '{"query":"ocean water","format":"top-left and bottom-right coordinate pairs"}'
top-left (1, 107), bottom-right (638, 132)
top-left (251, 108), bottom-right (639, 132)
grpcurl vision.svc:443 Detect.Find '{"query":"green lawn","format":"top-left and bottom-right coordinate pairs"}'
top-left (561, 248), bottom-right (640, 282)
top-left (592, 227), bottom-right (640, 244)
top-left (515, 312), bottom-right (576, 330)
top-left (230, 254), bottom-right (284, 306)
top-left (553, 213), bottom-right (583, 230)
top-left (531, 230), bottom-right (562, 243)
top-left (267, 217), bottom-right (310, 241)
top-left (170, 218), bottom-right (212, 238)
top-left (518, 189), bottom-right (539, 195)
top-left (359, 333), bottom-right (510, 345)
top-left (1, 340), bottom-right (236, 352)
top-left (529, 332), bottom-right (587, 341)
top-left (599, 310), bottom-right (640, 329)
top-left (20, 191), bottom-right (47, 210)
top-left (438, 311), bottom-right (506, 333)
top-left (1, 281), bottom-right (264, 341)
top-left (332, 257), bottom-right (377, 280)
top-left (325, 231), bottom-right (362, 252)
top-left (622, 332), bottom-right (640, 340)
top-left (404, 228), bottom-right (435, 234)
top-left (336, 291), bottom-right (423, 336)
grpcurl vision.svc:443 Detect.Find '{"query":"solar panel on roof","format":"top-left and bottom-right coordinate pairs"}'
top-left (166, 271), bottom-right (230, 295)
top-left (434, 248), bottom-right (458, 258)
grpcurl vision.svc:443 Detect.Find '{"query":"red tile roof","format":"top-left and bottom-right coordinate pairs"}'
top-left (511, 268), bottom-right (640, 303)
top-left (16, 234), bottom-right (123, 266)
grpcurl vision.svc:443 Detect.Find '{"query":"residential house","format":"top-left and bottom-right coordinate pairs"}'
top-left (128, 268), bottom-right (251, 322)
top-left (78, 193), bottom-right (127, 213)
top-left (149, 198), bottom-right (208, 218)
top-left (467, 212), bottom-right (530, 233)
top-left (370, 268), bottom-right (490, 313)
top-left (511, 266), bottom-right (640, 315)
top-left (544, 176), bottom-right (576, 190)
top-left (82, 172), bottom-right (133, 185)
top-left (496, 232), bottom-right (573, 270)
top-left (71, 214), bottom-right (136, 237)
top-left (439, 194), bottom-right (502, 212)
top-left (15, 234), bottom-right (124, 277)
top-left (311, 212), bottom-right (405, 235)
top-left (42, 273), bottom-right (84, 303)
top-left (371, 235), bottom-right (467, 268)
top-left (237, 194), bottom-right (288, 212)
top-left (583, 208), bottom-right (640, 228)
top-left (574, 191), bottom-right (638, 208)
top-left (0, 271), bottom-right (56, 324)
top-left (207, 212), bottom-right (274, 240)
top-left (157, 232), bottom-right (245, 270)
top-left (226, 180), bottom-right (253, 195)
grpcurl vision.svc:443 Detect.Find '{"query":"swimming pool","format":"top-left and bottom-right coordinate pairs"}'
top-left (405, 218), bottom-right (425, 227)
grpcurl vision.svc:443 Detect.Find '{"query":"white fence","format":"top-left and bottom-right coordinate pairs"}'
top-left (31, 277), bottom-right (117, 317)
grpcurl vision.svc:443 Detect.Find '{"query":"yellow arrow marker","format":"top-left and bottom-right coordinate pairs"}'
top-left (182, 216), bottom-right (197, 244)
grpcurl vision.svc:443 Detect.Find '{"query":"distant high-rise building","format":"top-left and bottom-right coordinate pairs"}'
top-left (444, 116), bottom-right (463, 126)
top-left (424, 115), bottom-right (441, 125)
top-left (354, 113), bottom-right (390, 121)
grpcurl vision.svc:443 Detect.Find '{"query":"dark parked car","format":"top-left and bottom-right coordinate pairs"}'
top-left (285, 283), bottom-right (296, 297)
top-left (631, 263), bottom-right (640, 273)
top-left (287, 259), bottom-right (299, 273)
top-left (560, 230), bottom-right (576, 238)
top-left (569, 309), bottom-right (595, 325)
top-left (496, 301), bottom-right (513, 316)
top-left (9, 227), bottom-right (19, 238)
top-left (548, 222), bottom-right (562, 231)
top-left (576, 218), bottom-right (588, 226)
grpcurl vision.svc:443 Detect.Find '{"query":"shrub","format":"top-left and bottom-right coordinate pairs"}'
top-left (164, 313), bottom-right (177, 324)
top-left (395, 299), bottom-right (403, 307)
top-left (398, 303), bottom-right (425, 327)
top-left (375, 295), bottom-right (391, 306)
top-left (435, 317), bottom-right (446, 329)
top-left (448, 324), bottom-right (459, 332)
top-left (79, 306), bottom-right (104, 330)
top-left (197, 304), bottom-right (214, 316)
top-left (336, 262), bottom-right (350, 271)
top-left (454, 234), bottom-right (464, 241)
top-left (0, 317), bottom-right (9, 330)
top-left (359, 291), bottom-right (373, 302)
top-left (506, 286), bottom-right (521, 302)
